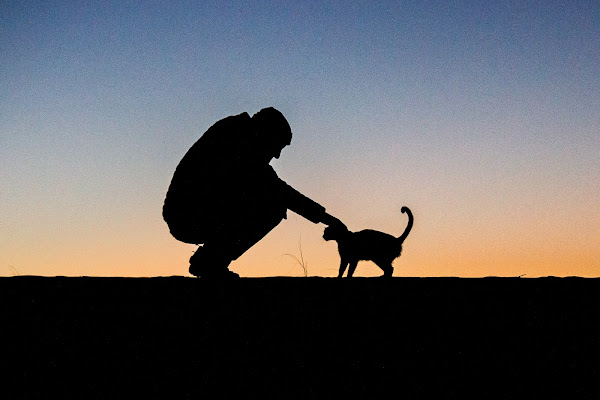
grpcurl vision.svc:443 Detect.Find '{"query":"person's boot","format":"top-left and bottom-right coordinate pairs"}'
top-left (214, 269), bottom-right (240, 279)
top-left (189, 247), bottom-right (239, 279)
top-left (189, 247), bottom-right (205, 277)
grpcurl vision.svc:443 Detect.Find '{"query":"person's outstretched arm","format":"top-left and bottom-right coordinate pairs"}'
top-left (283, 183), bottom-right (346, 229)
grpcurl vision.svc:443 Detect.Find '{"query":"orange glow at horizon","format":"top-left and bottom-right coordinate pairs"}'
top-left (4, 200), bottom-right (598, 278)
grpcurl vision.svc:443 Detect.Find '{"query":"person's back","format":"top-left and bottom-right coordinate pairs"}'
top-left (164, 112), bottom-right (250, 218)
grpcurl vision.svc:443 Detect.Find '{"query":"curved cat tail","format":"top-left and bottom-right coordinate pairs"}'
top-left (397, 206), bottom-right (413, 243)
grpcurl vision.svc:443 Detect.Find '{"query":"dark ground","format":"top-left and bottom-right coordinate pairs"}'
top-left (3, 277), bottom-right (599, 398)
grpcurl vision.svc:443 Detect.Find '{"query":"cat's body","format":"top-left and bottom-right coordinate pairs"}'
top-left (323, 207), bottom-right (413, 278)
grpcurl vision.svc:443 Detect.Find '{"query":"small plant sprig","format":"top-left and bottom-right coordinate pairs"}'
top-left (9, 265), bottom-right (20, 276)
top-left (283, 238), bottom-right (308, 277)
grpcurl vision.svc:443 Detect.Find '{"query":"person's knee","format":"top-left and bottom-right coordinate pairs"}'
top-left (247, 205), bottom-right (286, 232)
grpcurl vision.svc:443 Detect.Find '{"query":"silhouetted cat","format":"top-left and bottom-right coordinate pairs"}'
top-left (323, 207), bottom-right (413, 278)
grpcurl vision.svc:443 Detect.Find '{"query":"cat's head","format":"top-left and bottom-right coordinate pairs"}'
top-left (323, 225), bottom-right (348, 241)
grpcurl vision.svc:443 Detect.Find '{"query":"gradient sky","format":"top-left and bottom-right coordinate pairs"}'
top-left (2, 1), bottom-right (599, 277)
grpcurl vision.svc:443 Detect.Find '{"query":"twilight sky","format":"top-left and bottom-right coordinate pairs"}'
top-left (1, 1), bottom-right (599, 277)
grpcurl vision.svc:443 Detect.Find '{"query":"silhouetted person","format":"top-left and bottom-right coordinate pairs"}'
top-left (163, 107), bottom-right (344, 278)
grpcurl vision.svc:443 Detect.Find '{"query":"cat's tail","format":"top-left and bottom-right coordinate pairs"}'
top-left (397, 206), bottom-right (413, 243)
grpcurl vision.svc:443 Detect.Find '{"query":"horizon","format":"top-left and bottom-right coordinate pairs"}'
top-left (2, 1), bottom-right (599, 278)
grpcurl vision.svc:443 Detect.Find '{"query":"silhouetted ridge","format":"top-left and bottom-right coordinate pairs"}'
top-left (4, 277), bottom-right (598, 397)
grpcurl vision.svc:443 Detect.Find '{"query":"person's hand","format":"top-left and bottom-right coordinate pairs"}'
top-left (322, 214), bottom-right (346, 230)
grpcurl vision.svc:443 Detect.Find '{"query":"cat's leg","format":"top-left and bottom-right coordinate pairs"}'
top-left (347, 261), bottom-right (358, 278)
top-left (378, 262), bottom-right (394, 278)
top-left (338, 258), bottom-right (349, 278)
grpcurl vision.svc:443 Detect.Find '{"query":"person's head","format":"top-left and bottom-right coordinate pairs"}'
top-left (251, 107), bottom-right (292, 161)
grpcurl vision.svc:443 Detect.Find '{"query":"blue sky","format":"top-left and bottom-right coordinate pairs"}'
top-left (1, 1), bottom-right (599, 277)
